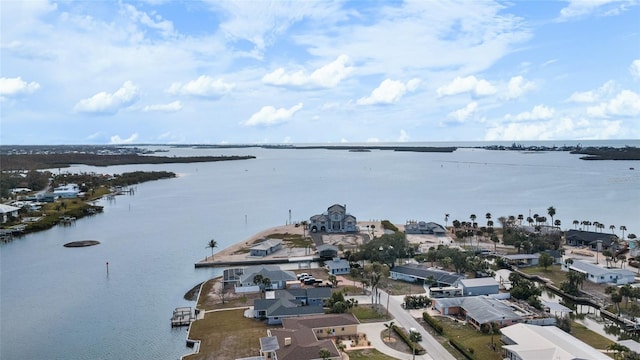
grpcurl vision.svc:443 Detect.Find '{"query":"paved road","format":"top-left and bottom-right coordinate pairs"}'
top-left (347, 291), bottom-right (456, 360)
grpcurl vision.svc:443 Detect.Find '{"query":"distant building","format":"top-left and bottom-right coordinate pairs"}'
top-left (389, 263), bottom-right (465, 286)
top-left (0, 204), bottom-right (20, 223)
top-left (405, 221), bottom-right (446, 236)
top-left (499, 254), bottom-right (540, 267)
top-left (249, 238), bottom-right (283, 257)
top-left (565, 229), bottom-right (619, 252)
top-left (501, 323), bottom-right (610, 360)
top-left (433, 295), bottom-right (523, 330)
top-left (316, 244), bottom-right (339, 259)
top-left (562, 259), bottom-right (635, 285)
top-left (53, 183), bottom-right (80, 198)
top-left (309, 204), bottom-right (357, 233)
top-left (227, 265), bottom-right (297, 292)
top-left (454, 278), bottom-right (500, 296)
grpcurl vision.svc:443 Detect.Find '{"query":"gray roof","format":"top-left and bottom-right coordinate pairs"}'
top-left (568, 260), bottom-right (636, 277)
top-left (251, 238), bottom-right (282, 250)
top-left (435, 296), bottom-right (522, 324)
top-left (326, 258), bottom-right (350, 270)
top-left (241, 266), bottom-right (297, 284)
top-left (305, 287), bottom-right (332, 299)
top-left (316, 244), bottom-right (338, 251)
top-left (618, 339), bottom-right (640, 354)
top-left (458, 278), bottom-right (499, 288)
top-left (259, 336), bottom-right (280, 352)
top-left (501, 254), bottom-right (540, 260)
top-left (391, 263), bottom-right (464, 285)
top-left (566, 229), bottom-right (618, 247)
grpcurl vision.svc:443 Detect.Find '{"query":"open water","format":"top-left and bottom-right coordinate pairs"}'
top-left (1, 141), bottom-right (639, 359)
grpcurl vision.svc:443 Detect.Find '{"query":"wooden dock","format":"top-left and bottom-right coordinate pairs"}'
top-left (171, 307), bottom-right (195, 327)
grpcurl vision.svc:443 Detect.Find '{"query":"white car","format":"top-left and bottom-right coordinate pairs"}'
top-left (297, 273), bottom-right (309, 279)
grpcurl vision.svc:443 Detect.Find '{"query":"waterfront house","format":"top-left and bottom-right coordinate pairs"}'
top-left (565, 229), bottom-right (619, 252)
top-left (233, 265), bottom-right (297, 292)
top-left (389, 263), bottom-right (465, 286)
top-left (309, 204), bottom-right (357, 233)
top-left (0, 204), bottom-right (20, 223)
top-left (326, 257), bottom-right (350, 275)
top-left (501, 323), bottom-right (610, 360)
top-left (249, 238), bottom-right (283, 257)
top-left (433, 295), bottom-right (523, 330)
top-left (253, 288), bottom-right (332, 323)
top-left (561, 259), bottom-right (635, 285)
top-left (316, 244), bottom-right (339, 259)
top-left (260, 313), bottom-right (359, 360)
top-left (499, 253), bottom-right (540, 267)
top-left (53, 183), bottom-right (80, 198)
top-left (405, 220), bottom-right (446, 236)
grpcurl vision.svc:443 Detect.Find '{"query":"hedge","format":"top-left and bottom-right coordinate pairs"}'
top-left (422, 312), bottom-right (444, 334)
top-left (449, 338), bottom-right (476, 360)
top-left (392, 325), bottom-right (426, 355)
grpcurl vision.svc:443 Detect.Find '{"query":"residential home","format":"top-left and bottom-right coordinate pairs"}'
top-left (0, 204), bottom-right (20, 223)
top-left (561, 259), bottom-right (635, 285)
top-left (254, 297), bottom-right (324, 325)
top-left (433, 295), bottom-right (523, 330)
top-left (316, 244), bottom-right (338, 259)
top-left (309, 204), bottom-right (357, 233)
top-left (389, 263), bottom-right (465, 286)
top-left (565, 229), bottom-right (619, 252)
top-left (53, 183), bottom-right (80, 198)
top-left (260, 313), bottom-right (359, 360)
top-left (249, 238), bottom-right (283, 257)
top-left (405, 221), bottom-right (446, 236)
top-left (232, 265), bottom-right (297, 292)
top-left (499, 254), bottom-right (540, 267)
top-left (273, 288), bottom-right (332, 307)
top-left (501, 323), bottom-right (610, 360)
top-left (326, 257), bottom-right (350, 275)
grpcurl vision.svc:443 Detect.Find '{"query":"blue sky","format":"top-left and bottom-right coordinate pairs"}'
top-left (1, 0), bottom-right (639, 145)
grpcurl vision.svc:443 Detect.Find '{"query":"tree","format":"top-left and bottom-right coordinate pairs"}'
top-left (318, 348), bottom-right (331, 360)
top-left (409, 330), bottom-right (422, 360)
top-left (214, 285), bottom-right (231, 304)
top-left (620, 225), bottom-right (628, 240)
top-left (300, 220), bottom-right (308, 239)
top-left (612, 291), bottom-right (623, 315)
top-left (539, 252), bottom-right (554, 271)
top-left (384, 321), bottom-right (395, 340)
top-left (573, 220), bottom-right (579, 229)
top-left (547, 206), bottom-right (556, 228)
top-left (491, 234), bottom-right (499, 252)
top-left (207, 239), bottom-right (218, 259)
top-left (328, 274), bottom-right (340, 288)
top-left (444, 213), bottom-right (450, 229)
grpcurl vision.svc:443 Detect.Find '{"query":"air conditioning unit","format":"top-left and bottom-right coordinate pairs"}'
top-left (284, 337), bottom-right (291, 346)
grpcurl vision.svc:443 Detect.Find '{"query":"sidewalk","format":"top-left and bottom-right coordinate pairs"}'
top-left (359, 322), bottom-right (434, 360)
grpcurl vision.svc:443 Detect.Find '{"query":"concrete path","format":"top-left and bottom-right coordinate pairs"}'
top-left (359, 322), bottom-right (433, 360)
top-left (347, 290), bottom-right (456, 360)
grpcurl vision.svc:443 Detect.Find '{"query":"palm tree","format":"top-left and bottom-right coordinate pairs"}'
top-left (207, 239), bottom-right (218, 259)
top-left (470, 214), bottom-right (477, 226)
top-left (573, 220), bottom-right (579, 229)
top-left (547, 206), bottom-right (556, 228)
top-left (444, 213), bottom-right (450, 229)
top-left (318, 348), bottom-right (331, 360)
top-left (485, 212), bottom-right (492, 226)
top-left (620, 225), bottom-right (628, 240)
top-left (554, 219), bottom-right (561, 229)
top-left (610, 224), bottom-right (616, 234)
top-left (517, 214), bottom-right (524, 225)
top-left (384, 321), bottom-right (395, 340)
top-left (527, 217), bottom-right (534, 227)
top-left (300, 220), bottom-right (308, 239)
top-left (409, 330), bottom-right (421, 360)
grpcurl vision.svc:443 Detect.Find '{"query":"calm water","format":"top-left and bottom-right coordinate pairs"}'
top-left (1, 142), bottom-right (639, 359)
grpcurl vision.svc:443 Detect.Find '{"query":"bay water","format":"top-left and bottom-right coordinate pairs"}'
top-left (1, 142), bottom-right (639, 359)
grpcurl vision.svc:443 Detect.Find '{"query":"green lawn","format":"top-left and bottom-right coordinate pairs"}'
top-left (519, 264), bottom-right (567, 285)
top-left (184, 309), bottom-right (268, 360)
top-left (347, 348), bottom-right (397, 360)
top-left (350, 304), bottom-right (392, 322)
top-left (571, 321), bottom-right (614, 350)
top-left (437, 317), bottom-right (502, 360)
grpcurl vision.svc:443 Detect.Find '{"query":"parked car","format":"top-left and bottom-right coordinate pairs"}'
top-left (303, 278), bottom-right (317, 285)
top-left (297, 273), bottom-right (309, 280)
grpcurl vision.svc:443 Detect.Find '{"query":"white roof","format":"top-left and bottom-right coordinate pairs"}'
top-left (569, 259), bottom-right (636, 277)
top-left (458, 278), bottom-right (499, 288)
top-left (618, 339), bottom-right (640, 353)
top-left (0, 204), bottom-right (21, 214)
top-left (501, 323), bottom-right (610, 360)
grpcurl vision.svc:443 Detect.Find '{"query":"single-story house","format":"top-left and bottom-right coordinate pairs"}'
top-left (253, 297), bottom-right (324, 325)
top-left (565, 229), bottom-right (619, 252)
top-left (0, 204), bottom-right (20, 223)
top-left (405, 221), bottom-right (447, 236)
top-left (455, 278), bottom-right (500, 296)
top-left (500, 254), bottom-right (540, 267)
top-left (389, 263), bottom-right (465, 286)
top-left (53, 183), bottom-right (80, 198)
top-left (260, 313), bottom-right (359, 360)
top-left (501, 323), bottom-right (610, 360)
top-left (273, 288), bottom-right (332, 307)
top-left (249, 238), bottom-right (283, 257)
top-left (309, 204), bottom-right (357, 233)
top-left (562, 259), bottom-right (635, 285)
top-left (543, 249), bottom-right (563, 264)
top-left (234, 265), bottom-right (297, 292)
top-left (433, 295), bottom-right (522, 330)
top-left (326, 258), bottom-right (350, 275)
top-left (316, 244), bottom-right (339, 259)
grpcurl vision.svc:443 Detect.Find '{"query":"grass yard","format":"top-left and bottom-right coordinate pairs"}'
top-left (184, 309), bottom-right (268, 360)
top-left (438, 317), bottom-right (502, 360)
top-left (266, 232), bottom-right (313, 247)
top-left (571, 321), bottom-right (614, 350)
top-left (519, 264), bottom-right (567, 285)
top-left (350, 304), bottom-right (392, 322)
top-left (347, 348), bottom-right (397, 360)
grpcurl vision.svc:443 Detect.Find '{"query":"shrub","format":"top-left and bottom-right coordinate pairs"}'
top-left (422, 312), bottom-right (444, 334)
top-left (381, 220), bottom-right (399, 232)
top-left (392, 325), bottom-right (426, 355)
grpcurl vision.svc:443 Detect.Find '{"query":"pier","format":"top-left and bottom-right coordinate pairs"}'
top-left (171, 307), bottom-right (196, 327)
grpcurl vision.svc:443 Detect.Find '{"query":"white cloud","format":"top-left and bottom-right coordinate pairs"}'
top-left (567, 80), bottom-right (615, 103)
top-left (0, 76), bottom-right (40, 97)
top-left (558, 0), bottom-right (635, 21)
top-left (263, 54), bottom-right (353, 88)
top-left (242, 103), bottom-right (303, 126)
top-left (142, 101), bottom-right (183, 112)
top-left (109, 133), bottom-right (139, 144)
top-left (74, 81), bottom-right (139, 114)
top-left (167, 76), bottom-right (234, 98)
top-left (485, 116), bottom-right (623, 141)
top-left (587, 90), bottom-right (640, 117)
top-left (506, 104), bottom-right (555, 121)
top-left (631, 59), bottom-right (640, 79)
top-left (357, 78), bottom-right (420, 105)
top-left (448, 102), bottom-right (478, 122)
top-left (121, 3), bottom-right (174, 37)
top-left (505, 76), bottom-right (535, 99)
top-left (436, 76), bottom-right (496, 97)
top-left (398, 129), bottom-right (410, 142)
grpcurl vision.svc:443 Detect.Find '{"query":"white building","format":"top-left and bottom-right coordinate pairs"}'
top-left (53, 184), bottom-right (80, 198)
top-left (0, 204), bottom-right (20, 223)
top-left (562, 259), bottom-right (636, 285)
top-left (501, 323), bottom-right (610, 360)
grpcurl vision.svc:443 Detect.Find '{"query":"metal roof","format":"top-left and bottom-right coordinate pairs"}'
top-left (434, 296), bottom-right (522, 324)
top-left (458, 278), bottom-right (499, 288)
top-left (391, 263), bottom-right (464, 285)
top-left (568, 260), bottom-right (636, 277)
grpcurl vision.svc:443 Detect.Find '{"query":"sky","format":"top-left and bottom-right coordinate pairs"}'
top-left (1, 0), bottom-right (639, 145)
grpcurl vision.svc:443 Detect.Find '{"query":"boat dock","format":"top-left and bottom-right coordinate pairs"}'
top-left (171, 307), bottom-right (196, 327)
